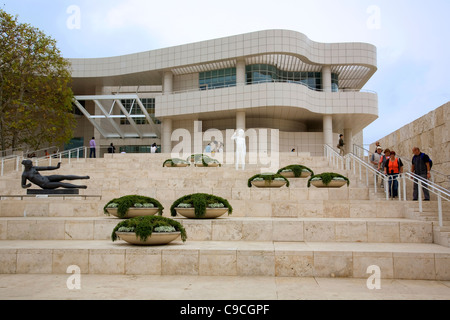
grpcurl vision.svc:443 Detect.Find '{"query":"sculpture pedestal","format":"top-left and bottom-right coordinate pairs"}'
top-left (27, 189), bottom-right (80, 195)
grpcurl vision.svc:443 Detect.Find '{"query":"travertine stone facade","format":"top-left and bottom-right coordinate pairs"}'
top-left (370, 102), bottom-right (449, 183)
top-left (70, 29), bottom-right (378, 155)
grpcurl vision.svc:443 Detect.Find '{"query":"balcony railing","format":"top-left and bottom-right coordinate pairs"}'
top-left (165, 79), bottom-right (377, 96)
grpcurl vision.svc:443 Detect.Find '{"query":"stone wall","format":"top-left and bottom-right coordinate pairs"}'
top-left (370, 102), bottom-right (449, 185)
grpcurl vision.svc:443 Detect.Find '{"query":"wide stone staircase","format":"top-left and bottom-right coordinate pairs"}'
top-left (0, 153), bottom-right (449, 280)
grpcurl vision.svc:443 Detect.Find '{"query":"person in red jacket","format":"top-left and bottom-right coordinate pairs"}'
top-left (384, 151), bottom-right (403, 199)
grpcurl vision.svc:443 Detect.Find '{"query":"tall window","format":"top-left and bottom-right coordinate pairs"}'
top-left (246, 64), bottom-right (277, 84)
top-left (199, 68), bottom-right (236, 90)
top-left (120, 98), bottom-right (160, 125)
top-left (246, 64), bottom-right (338, 91)
top-left (331, 73), bottom-right (339, 92)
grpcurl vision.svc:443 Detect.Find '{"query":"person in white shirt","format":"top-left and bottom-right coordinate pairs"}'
top-left (370, 146), bottom-right (383, 185)
top-left (89, 137), bottom-right (96, 158)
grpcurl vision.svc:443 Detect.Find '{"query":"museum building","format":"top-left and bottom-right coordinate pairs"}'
top-left (69, 29), bottom-right (378, 155)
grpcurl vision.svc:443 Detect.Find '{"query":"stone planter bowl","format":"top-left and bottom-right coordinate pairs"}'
top-left (175, 207), bottom-right (229, 219)
top-left (115, 231), bottom-right (181, 245)
top-left (310, 179), bottom-right (347, 188)
top-left (251, 180), bottom-right (287, 188)
top-left (164, 163), bottom-right (189, 167)
top-left (195, 163), bottom-right (220, 167)
top-left (106, 208), bottom-right (159, 218)
top-left (279, 171), bottom-right (312, 178)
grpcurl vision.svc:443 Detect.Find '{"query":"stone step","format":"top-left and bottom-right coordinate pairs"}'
top-left (3, 153), bottom-right (448, 282)
top-left (0, 173), bottom-right (377, 199)
top-left (1, 240), bottom-right (449, 280)
top-left (2, 166), bottom-right (353, 183)
top-left (0, 199), bottom-right (408, 219)
top-left (5, 152), bottom-right (329, 167)
top-left (433, 228), bottom-right (450, 248)
top-left (0, 217), bottom-right (433, 243)
top-left (0, 199), bottom-right (105, 218)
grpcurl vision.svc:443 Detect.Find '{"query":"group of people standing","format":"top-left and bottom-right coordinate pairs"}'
top-left (88, 138), bottom-right (159, 156)
top-left (204, 141), bottom-right (224, 154)
top-left (370, 142), bottom-right (431, 200)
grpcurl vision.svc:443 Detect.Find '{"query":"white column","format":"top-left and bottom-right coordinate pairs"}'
top-left (322, 65), bottom-right (332, 92)
top-left (323, 65), bottom-right (333, 150)
top-left (162, 118), bottom-right (173, 153)
top-left (344, 128), bottom-right (353, 154)
top-left (236, 59), bottom-right (246, 86)
top-left (163, 71), bottom-right (173, 94)
top-left (323, 115), bottom-right (333, 147)
top-left (236, 111), bottom-right (246, 130)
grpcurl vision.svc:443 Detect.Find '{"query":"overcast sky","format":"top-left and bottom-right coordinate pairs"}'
top-left (2, 0), bottom-right (449, 146)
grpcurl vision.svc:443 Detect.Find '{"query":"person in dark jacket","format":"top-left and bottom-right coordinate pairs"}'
top-left (108, 143), bottom-right (116, 154)
top-left (411, 147), bottom-right (431, 201)
top-left (338, 134), bottom-right (345, 156)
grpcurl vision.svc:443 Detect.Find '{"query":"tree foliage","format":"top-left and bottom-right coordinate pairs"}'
top-left (0, 9), bottom-right (76, 151)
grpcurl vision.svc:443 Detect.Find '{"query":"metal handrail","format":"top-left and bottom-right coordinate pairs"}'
top-left (353, 144), bottom-right (450, 190)
top-left (0, 146), bottom-right (87, 176)
top-left (324, 144), bottom-right (389, 199)
top-left (0, 147), bottom-right (23, 158)
top-left (350, 144), bottom-right (449, 227)
top-left (400, 171), bottom-right (450, 227)
top-left (165, 80), bottom-right (378, 96)
top-left (0, 145), bottom-right (59, 160)
top-left (31, 147), bottom-right (87, 166)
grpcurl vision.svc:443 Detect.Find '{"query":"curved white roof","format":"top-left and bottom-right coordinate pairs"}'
top-left (70, 29), bottom-right (377, 93)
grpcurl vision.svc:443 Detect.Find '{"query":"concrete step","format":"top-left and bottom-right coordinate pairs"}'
top-left (0, 198), bottom-right (409, 219)
top-left (0, 217), bottom-right (434, 244)
top-left (2, 153), bottom-right (448, 282)
top-left (0, 198), bottom-right (105, 218)
top-left (2, 167), bottom-right (356, 183)
top-left (1, 240), bottom-right (449, 280)
top-left (0, 173), bottom-right (384, 201)
top-left (433, 225), bottom-right (450, 248)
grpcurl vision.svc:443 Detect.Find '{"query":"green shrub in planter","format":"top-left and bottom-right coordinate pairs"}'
top-left (163, 158), bottom-right (190, 167)
top-left (112, 215), bottom-right (187, 242)
top-left (171, 193), bottom-right (232, 218)
top-left (277, 165), bottom-right (314, 177)
top-left (307, 172), bottom-right (350, 187)
top-left (103, 195), bottom-right (164, 218)
top-left (247, 173), bottom-right (290, 187)
top-left (187, 154), bottom-right (221, 167)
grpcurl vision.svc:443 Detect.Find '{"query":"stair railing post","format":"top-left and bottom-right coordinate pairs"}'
top-left (438, 191), bottom-right (443, 227)
top-left (374, 172), bottom-right (377, 193)
top-left (418, 180), bottom-right (423, 213)
top-left (402, 174), bottom-right (407, 201)
top-left (385, 176), bottom-right (389, 200)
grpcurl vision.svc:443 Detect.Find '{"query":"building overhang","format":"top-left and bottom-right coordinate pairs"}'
top-left (74, 94), bottom-right (161, 139)
top-left (155, 82), bottom-right (378, 133)
top-left (69, 29), bottom-right (377, 94)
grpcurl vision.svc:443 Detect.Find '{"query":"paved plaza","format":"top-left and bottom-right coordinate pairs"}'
top-left (1, 274), bottom-right (449, 300)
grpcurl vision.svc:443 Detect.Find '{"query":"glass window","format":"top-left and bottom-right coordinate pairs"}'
top-left (199, 68), bottom-right (236, 89)
top-left (119, 145), bottom-right (160, 153)
top-left (331, 73), bottom-right (339, 92)
top-left (245, 64), bottom-right (334, 91)
top-left (120, 98), bottom-right (160, 125)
